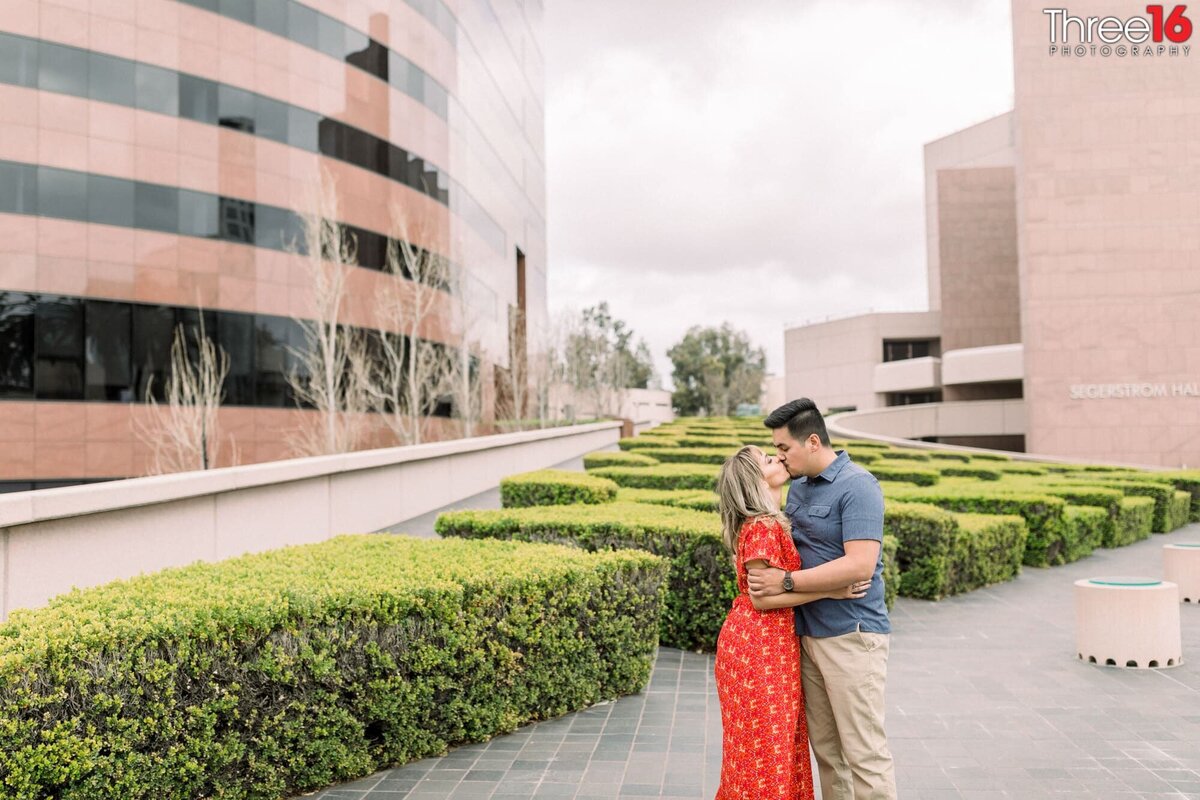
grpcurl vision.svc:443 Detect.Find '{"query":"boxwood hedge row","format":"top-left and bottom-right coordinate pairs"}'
top-left (499, 470), bottom-right (619, 508)
top-left (588, 464), bottom-right (720, 491)
top-left (582, 451), bottom-right (661, 469)
top-left (0, 537), bottom-right (667, 800)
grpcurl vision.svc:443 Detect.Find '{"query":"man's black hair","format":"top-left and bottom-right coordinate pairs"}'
top-left (763, 398), bottom-right (831, 446)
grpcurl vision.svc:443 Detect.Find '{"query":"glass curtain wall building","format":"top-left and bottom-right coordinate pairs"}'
top-left (0, 0), bottom-right (546, 489)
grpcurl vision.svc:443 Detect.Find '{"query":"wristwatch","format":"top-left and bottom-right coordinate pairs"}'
top-left (782, 571), bottom-right (794, 592)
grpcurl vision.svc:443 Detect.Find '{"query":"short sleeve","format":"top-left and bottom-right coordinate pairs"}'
top-left (840, 474), bottom-right (885, 542)
top-left (738, 517), bottom-right (784, 567)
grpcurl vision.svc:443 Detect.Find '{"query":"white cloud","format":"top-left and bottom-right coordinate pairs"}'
top-left (545, 0), bottom-right (1014, 383)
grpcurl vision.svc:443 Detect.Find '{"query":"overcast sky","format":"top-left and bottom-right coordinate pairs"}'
top-left (544, 0), bottom-right (1015, 387)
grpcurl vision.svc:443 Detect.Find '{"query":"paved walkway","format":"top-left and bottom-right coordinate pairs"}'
top-left (302, 524), bottom-right (1200, 800)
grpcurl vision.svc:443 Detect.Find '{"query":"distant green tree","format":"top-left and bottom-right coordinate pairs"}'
top-left (668, 324), bottom-right (766, 416)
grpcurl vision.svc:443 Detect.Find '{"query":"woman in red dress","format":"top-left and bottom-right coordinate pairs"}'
top-left (714, 445), bottom-right (870, 800)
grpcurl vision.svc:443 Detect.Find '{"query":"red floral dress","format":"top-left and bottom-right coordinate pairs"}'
top-left (714, 516), bottom-right (814, 800)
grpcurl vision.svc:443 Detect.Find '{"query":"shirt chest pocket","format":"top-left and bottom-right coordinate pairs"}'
top-left (808, 504), bottom-right (832, 518)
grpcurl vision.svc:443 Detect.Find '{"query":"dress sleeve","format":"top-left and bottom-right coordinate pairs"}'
top-left (738, 517), bottom-right (785, 568)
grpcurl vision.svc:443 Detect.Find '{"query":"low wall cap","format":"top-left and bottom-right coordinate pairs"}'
top-left (1086, 577), bottom-right (1162, 587)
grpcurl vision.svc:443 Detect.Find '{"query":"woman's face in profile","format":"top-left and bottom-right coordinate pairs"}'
top-left (757, 450), bottom-right (789, 490)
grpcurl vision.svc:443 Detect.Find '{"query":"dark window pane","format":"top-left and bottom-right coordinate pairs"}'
top-left (85, 300), bottom-right (133, 401)
top-left (132, 304), bottom-right (174, 401)
top-left (134, 182), bottom-right (179, 233)
top-left (87, 51), bottom-right (135, 106)
top-left (0, 32), bottom-right (39, 88)
top-left (256, 0), bottom-right (289, 37)
top-left (135, 62), bottom-right (179, 115)
top-left (38, 41), bottom-right (87, 97)
top-left (316, 13), bottom-right (345, 59)
top-left (219, 0), bottom-right (255, 24)
top-left (218, 196), bottom-right (255, 244)
top-left (218, 84), bottom-right (256, 132)
top-left (0, 162), bottom-right (37, 214)
top-left (0, 291), bottom-right (35, 397)
top-left (287, 2), bottom-right (319, 49)
top-left (344, 27), bottom-right (371, 64)
top-left (387, 50), bottom-right (405, 92)
top-left (287, 105), bottom-right (319, 152)
top-left (37, 166), bottom-right (87, 221)
top-left (255, 204), bottom-right (303, 251)
top-left (179, 188), bottom-right (219, 238)
top-left (34, 296), bottom-right (84, 400)
top-left (254, 94), bottom-right (288, 143)
top-left (217, 310), bottom-right (255, 404)
top-left (87, 174), bottom-right (134, 228)
top-left (255, 314), bottom-right (293, 407)
top-left (179, 74), bottom-right (218, 125)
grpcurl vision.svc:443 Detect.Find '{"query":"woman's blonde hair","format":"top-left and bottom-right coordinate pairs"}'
top-left (716, 445), bottom-right (790, 559)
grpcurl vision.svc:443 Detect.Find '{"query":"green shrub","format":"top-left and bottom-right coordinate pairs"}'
top-left (499, 469), bottom-right (619, 508)
top-left (884, 503), bottom-right (956, 600)
top-left (436, 502), bottom-right (729, 651)
top-left (1170, 490), bottom-right (1192, 531)
top-left (617, 488), bottom-right (718, 512)
top-left (948, 513), bottom-right (1027, 593)
top-left (883, 503), bottom-right (1026, 599)
top-left (883, 485), bottom-right (1068, 567)
top-left (1062, 506), bottom-right (1107, 562)
top-left (1060, 478), bottom-right (1178, 533)
top-left (589, 463), bottom-right (720, 491)
top-left (878, 450), bottom-right (932, 462)
top-left (969, 452), bottom-right (1011, 462)
top-left (939, 466), bottom-right (1002, 481)
top-left (870, 464), bottom-right (941, 486)
top-left (882, 534), bottom-right (899, 611)
top-left (928, 451), bottom-right (972, 463)
top-left (846, 450), bottom-right (880, 464)
top-left (0, 536), bottom-right (666, 800)
top-left (618, 437), bottom-right (680, 451)
top-left (583, 451), bottom-right (661, 469)
top-left (1161, 470), bottom-right (1200, 521)
top-left (991, 463), bottom-right (1049, 476)
top-left (1114, 496), bottom-right (1156, 546)
top-left (1027, 485), bottom-right (1122, 551)
top-left (675, 437), bottom-right (743, 449)
top-left (635, 447), bottom-right (735, 465)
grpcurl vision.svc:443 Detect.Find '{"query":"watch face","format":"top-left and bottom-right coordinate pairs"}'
top-left (783, 575), bottom-right (793, 591)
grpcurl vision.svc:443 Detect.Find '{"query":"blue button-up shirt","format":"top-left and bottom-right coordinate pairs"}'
top-left (784, 450), bottom-right (890, 638)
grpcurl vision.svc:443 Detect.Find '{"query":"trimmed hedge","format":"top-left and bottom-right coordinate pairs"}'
top-left (617, 487), bottom-right (719, 513)
top-left (927, 451), bottom-right (972, 463)
top-left (0, 536), bottom-right (666, 800)
top-left (1063, 506), bottom-right (1108, 562)
top-left (589, 464), bottom-right (720, 491)
top-left (885, 502), bottom-right (956, 600)
top-left (1162, 470), bottom-right (1200, 521)
top-left (969, 452), bottom-right (1011, 462)
top-left (845, 450), bottom-right (881, 464)
top-left (948, 513), bottom-right (1027, 594)
top-left (883, 503), bottom-right (1025, 599)
top-left (1170, 490), bottom-right (1192, 531)
top-left (436, 502), bottom-right (730, 651)
top-left (1060, 478), bottom-right (1181, 533)
top-left (583, 451), bottom-right (661, 469)
top-left (618, 437), bottom-right (680, 451)
top-left (1115, 496), bottom-right (1156, 546)
top-left (882, 534), bottom-right (899, 611)
top-left (635, 447), bottom-right (735, 465)
top-left (675, 436), bottom-right (744, 449)
top-left (499, 469), bottom-right (619, 508)
top-left (939, 465), bottom-right (1003, 481)
top-left (870, 464), bottom-right (941, 486)
top-left (1027, 485), bottom-right (1123, 550)
top-left (883, 485), bottom-right (1068, 567)
top-left (877, 450), bottom-right (932, 462)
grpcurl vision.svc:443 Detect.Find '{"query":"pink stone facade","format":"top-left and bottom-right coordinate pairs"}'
top-left (0, 0), bottom-right (546, 484)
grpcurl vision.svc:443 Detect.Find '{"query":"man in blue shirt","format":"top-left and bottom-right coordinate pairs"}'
top-left (748, 398), bottom-right (897, 800)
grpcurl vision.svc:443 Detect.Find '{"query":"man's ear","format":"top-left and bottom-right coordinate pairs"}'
top-left (808, 433), bottom-right (821, 450)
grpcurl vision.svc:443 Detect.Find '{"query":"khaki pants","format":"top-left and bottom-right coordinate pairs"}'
top-left (801, 630), bottom-right (897, 800)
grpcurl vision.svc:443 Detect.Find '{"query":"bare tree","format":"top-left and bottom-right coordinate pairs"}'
top-left (528, 313), bottom-right (566, 428)
top-left (366, 203), bottom-right (451, 446)
top-left (134, 316), bottom-right (235, 474)
top-left (286, 171), bottom-right (374, 457)
top-left (495, 304), bottom-right (531, 431)
top-left (443, 260), bottom-right (485, 438)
